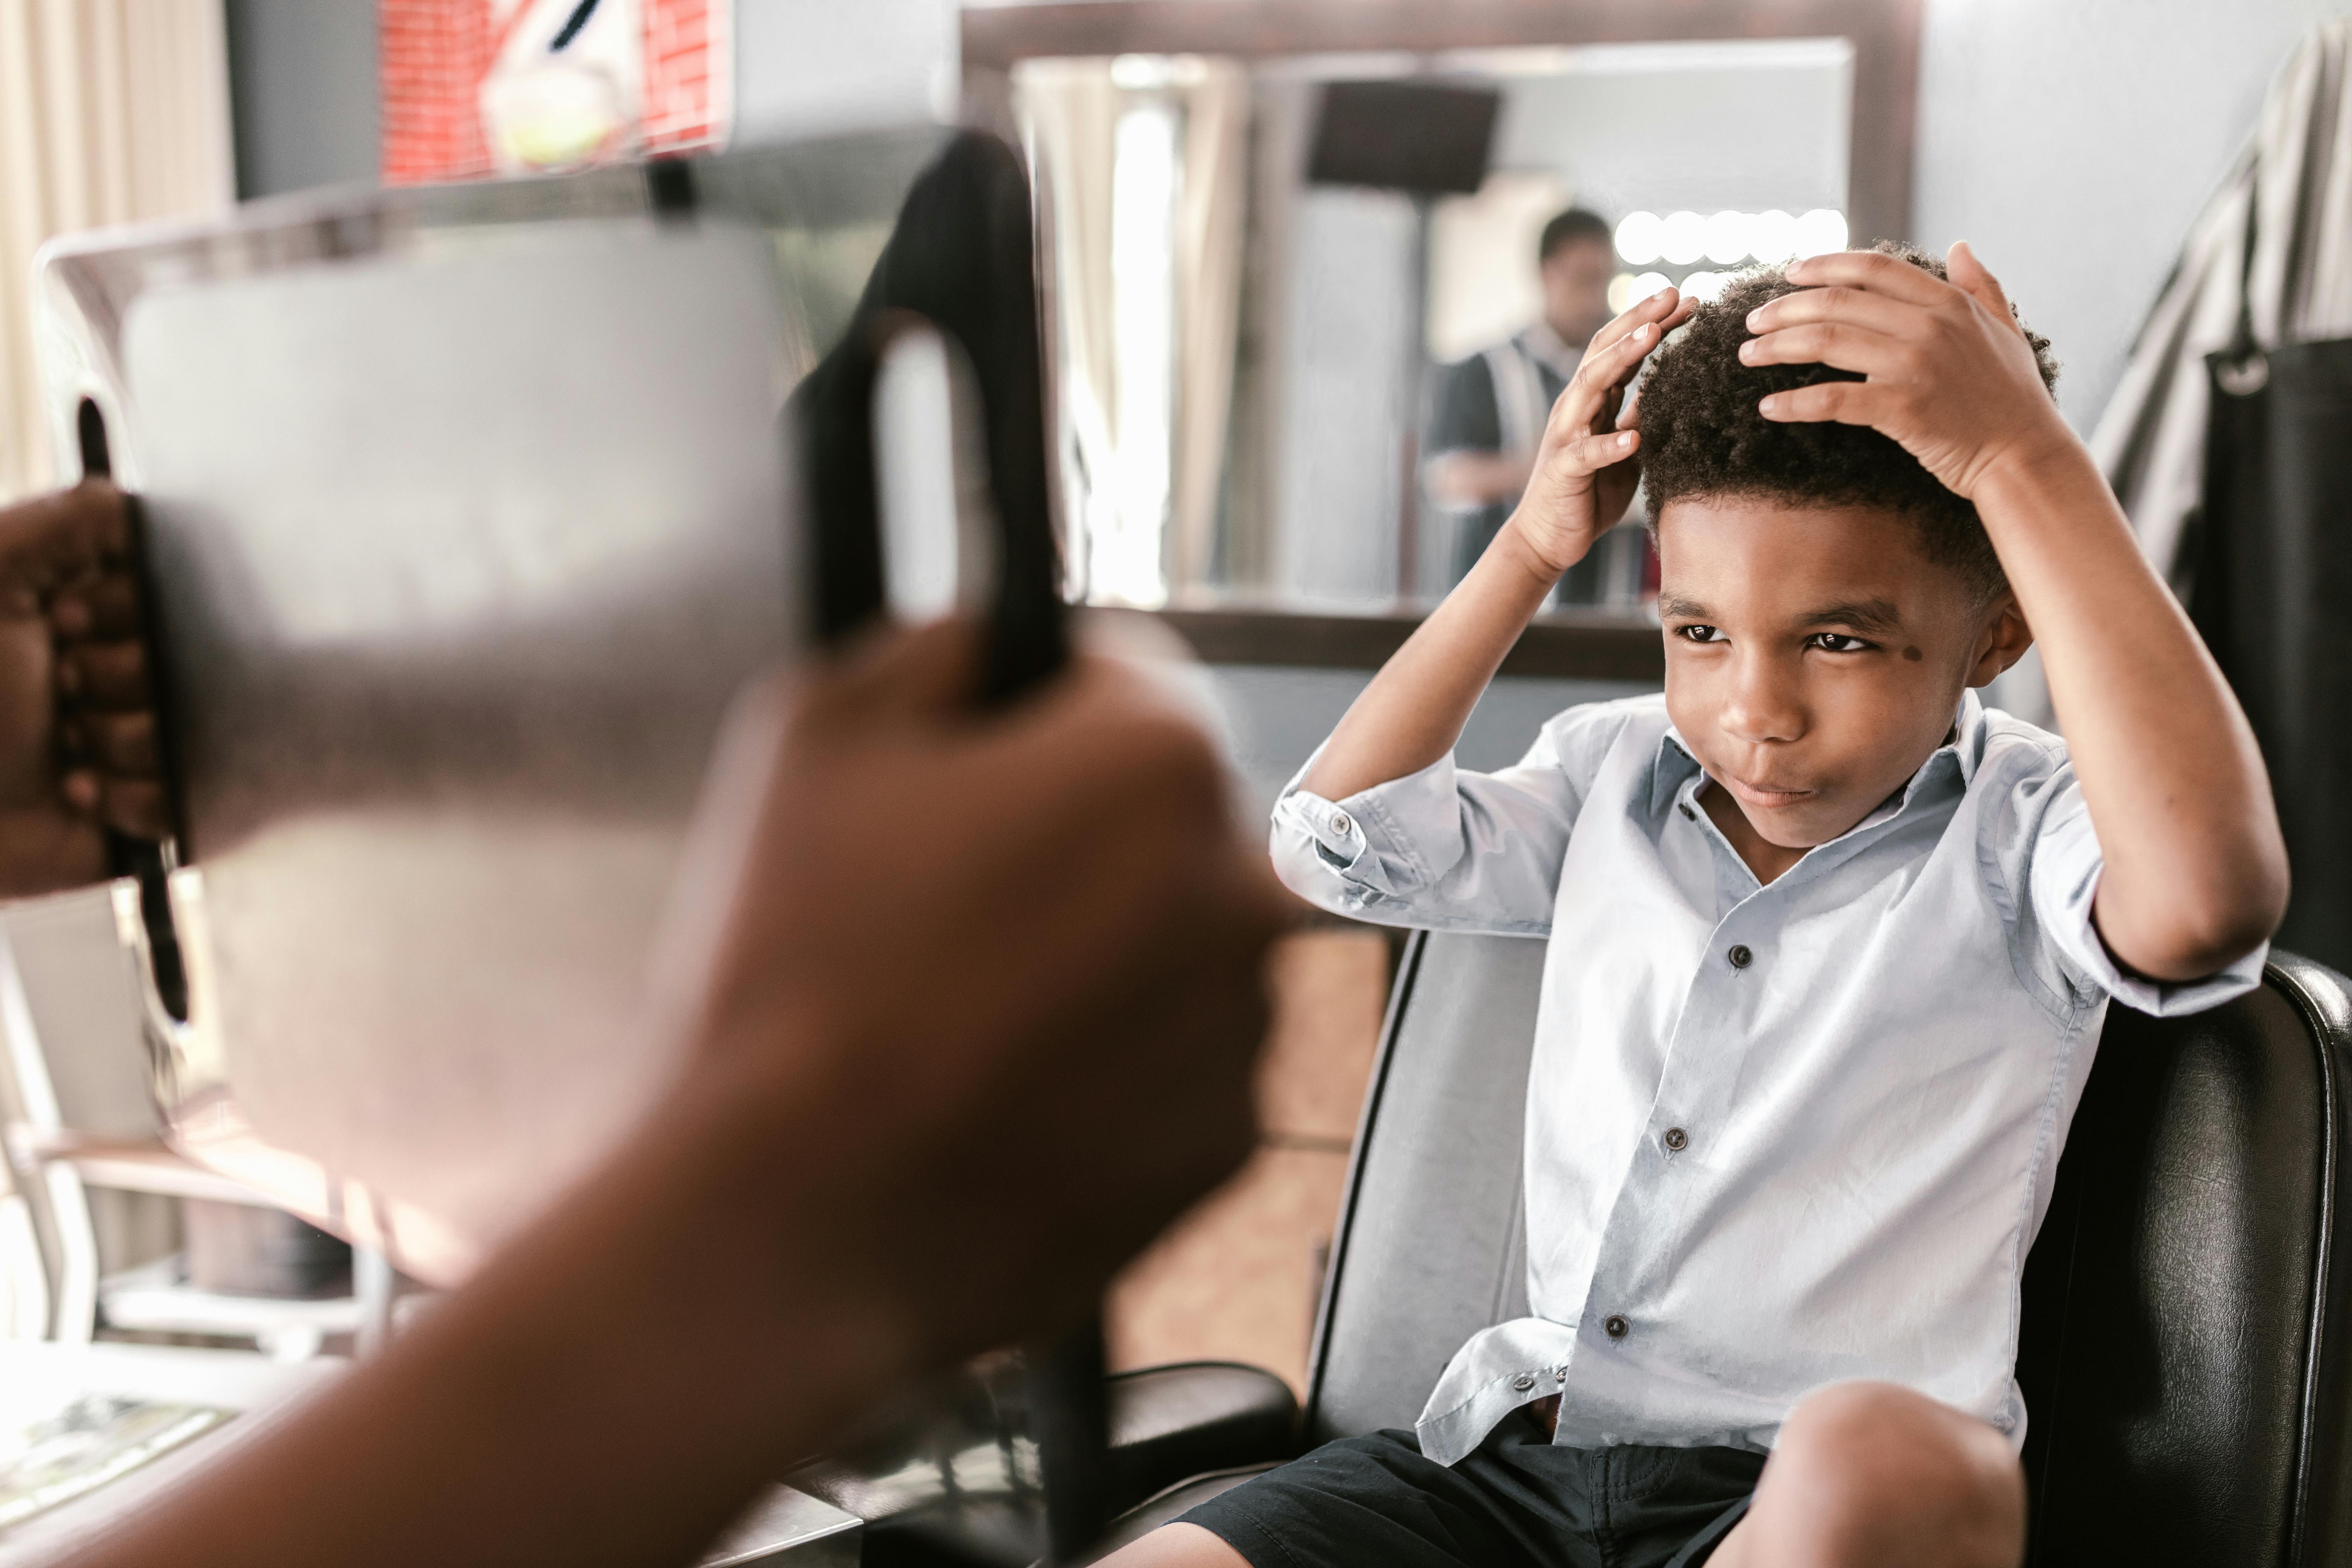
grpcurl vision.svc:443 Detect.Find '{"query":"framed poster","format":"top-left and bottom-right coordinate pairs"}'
top-left (381, 0), bottom-right (731, 184)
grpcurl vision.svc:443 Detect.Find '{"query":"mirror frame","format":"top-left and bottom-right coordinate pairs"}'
top-left (965, 0), bottom-right (1919, 247)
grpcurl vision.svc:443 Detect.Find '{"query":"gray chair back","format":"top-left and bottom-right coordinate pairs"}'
top-left (1304, 931), bottom-right (1542, 1443)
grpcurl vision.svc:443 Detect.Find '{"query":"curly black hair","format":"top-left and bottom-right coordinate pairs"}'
top-left (1633, 243), bottom-right (2058, 601)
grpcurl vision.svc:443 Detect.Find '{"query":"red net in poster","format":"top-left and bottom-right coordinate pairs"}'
top-left (381, 0), bottom-right (731, 186)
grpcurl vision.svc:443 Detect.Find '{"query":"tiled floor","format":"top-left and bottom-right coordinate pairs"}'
top-left (1106, 927), bottom-right (1392, 1395)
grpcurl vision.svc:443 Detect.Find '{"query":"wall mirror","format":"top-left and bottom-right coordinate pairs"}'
top-left (967, 0), bottom-right (1919, 671)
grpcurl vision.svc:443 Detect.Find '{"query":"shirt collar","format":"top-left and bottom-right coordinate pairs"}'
top-left (1647, 688), bottom-right (1989, 824)
top-left (1648, 727), bottom-right (1707, 817)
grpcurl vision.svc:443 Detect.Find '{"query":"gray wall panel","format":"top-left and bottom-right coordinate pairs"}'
top-left (224, 0), bottom-right (379, 198)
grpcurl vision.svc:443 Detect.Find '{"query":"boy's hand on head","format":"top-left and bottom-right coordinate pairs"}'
top-left (1744, 245), bottom-right (2287, 980)
top-left (1507, 288), bottom-right (1695, 579)
top-left (1741, 243), bottom-right (2075, 502)
top-left (1307, 291), bottom-right (1687, 799)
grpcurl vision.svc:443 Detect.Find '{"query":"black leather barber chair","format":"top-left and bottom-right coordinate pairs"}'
top-left (1094, 931), bottom-right (2352, 1566)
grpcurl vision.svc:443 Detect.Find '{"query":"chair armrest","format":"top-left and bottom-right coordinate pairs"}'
top-left (1105, 1362), bottom-right (1300, 1515)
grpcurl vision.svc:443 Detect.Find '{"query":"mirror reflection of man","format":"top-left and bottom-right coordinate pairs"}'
top-left (1424, 208), bottom-right (1618, 597)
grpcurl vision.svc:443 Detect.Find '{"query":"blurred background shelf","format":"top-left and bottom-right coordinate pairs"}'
top-left (1153, 605), bottom-right (1663, 679)
top-left (4, 1130), bottom-right (276, 1209)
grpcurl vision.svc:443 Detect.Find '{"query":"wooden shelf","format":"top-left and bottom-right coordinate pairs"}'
top-left (1150, 606), bottom-right (1664, 681)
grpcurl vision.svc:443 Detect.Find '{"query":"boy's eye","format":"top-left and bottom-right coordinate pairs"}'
top-left (1809, 632), bottom-right (1872, 653)
top-left (1675, 624), bottom-right (1727, 644)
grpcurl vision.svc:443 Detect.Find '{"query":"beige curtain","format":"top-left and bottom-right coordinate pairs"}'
top-left (1017, 56), bottom-right (1250, 604)
top-left (1016, 58), bottom-right (1121, 602)
top-left (0, 0), bottom-right (234, 502)
top-left (1168, 61), bottom-right (1247, 590)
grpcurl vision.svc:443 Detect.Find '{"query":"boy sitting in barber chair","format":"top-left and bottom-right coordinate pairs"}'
top-left (1102, 244), bottom-right (2288, 1568)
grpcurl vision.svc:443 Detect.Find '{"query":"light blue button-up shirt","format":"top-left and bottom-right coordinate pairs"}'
top-left (1272, 691), bottom-right (2263, 1462)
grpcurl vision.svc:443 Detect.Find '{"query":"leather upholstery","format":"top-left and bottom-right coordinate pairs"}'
top-left (1107, 933), bottom-right (2352, 1567)
top-left (1084, 1468), bottom-right (1278, 1562)
top-left (1104, 1363), bottom-right (1297, 1515)
top-left (2017, 950), bottom-right (2352, 1564)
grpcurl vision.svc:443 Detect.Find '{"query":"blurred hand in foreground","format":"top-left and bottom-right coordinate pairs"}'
top-left (659, 615), bottom-right (1293, 1370)
top-left (66, 617), bottom-right (1291, 1568)
top-left (0, 480), bottom-right (165, 895)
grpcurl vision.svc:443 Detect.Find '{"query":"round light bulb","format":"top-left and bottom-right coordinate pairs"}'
top-left (1614, 211), bottom-right (1664, 267)
top-left (1660, 210), bottom-right (1706, 266)
top-left (1794, 209), bottom-right (1849, 258)
top-left (1684, 270), bottom-right (1729, 303)
top-left (1607, 272), bottom-right (1639, 314)
top-left (1632, 271), bottom-right (1671, 302)
top-left (1703, 210), bottom-right (1750, 266)
top-left (1750, 210), bottom-right (1798, 262)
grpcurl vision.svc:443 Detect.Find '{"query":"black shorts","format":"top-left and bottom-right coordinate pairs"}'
top-left (1179, 1406), bottom-right (1763, 1568)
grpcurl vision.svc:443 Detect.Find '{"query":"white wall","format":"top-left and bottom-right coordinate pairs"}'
top-left (1913, 0), bottom-right (2352, 430)
top-left (222, 0), bottom-right (378, 197)
top-left (1489, 41), bottom-right (1851, 221)
top-left (735, 0), bottom-right (958, 144)
top-left (1272, 187), bottom-right (1420, 607)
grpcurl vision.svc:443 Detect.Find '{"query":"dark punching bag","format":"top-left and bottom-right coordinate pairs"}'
top-left (2193, 190), bottom-right (2352, 972)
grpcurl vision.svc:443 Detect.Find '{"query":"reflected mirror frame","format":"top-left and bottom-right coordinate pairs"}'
top-left (961, 0), bottom-right (1919, 250)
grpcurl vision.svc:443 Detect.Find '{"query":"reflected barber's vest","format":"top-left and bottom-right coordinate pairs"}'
top-left (1440, 329), bottom-right (1574, 585)
top-left (1482, 328), bottom-right (1574, 460)
top-left (1440, 326), bottom-right (1648, 605)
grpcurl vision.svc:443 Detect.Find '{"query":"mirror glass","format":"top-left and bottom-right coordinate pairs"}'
top-left (1016, 40), bottom-right (1854, 616)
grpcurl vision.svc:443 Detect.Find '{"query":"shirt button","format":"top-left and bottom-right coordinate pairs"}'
top-left (1604, 1315), bottom-right (1630, 1340)
top-left (1662, 1127), bottom-right (1688, 1152)
top-left (1512, 1372), bottom-right (1536, 1392)
top-left (1330, 811), bottom-right (1353, 836)
top-left (1554, 1366), bottom-right (1568, 1384)
top-left (1727, 944), bottom-right (1752, 969)
top-left (1678, 801), bottom-right (1696, 820)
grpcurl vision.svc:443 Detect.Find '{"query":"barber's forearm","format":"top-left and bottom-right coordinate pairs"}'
top-left (69, 1058), bottom-right (907, 1568)
top-left (1974, 441), bottom-right (2287, 977)
top-left (1303, 521), bottom-right (1559, 802)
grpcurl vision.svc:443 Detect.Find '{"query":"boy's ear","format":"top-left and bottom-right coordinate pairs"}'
top-left (1967, 595), bottom-right (2035, 688)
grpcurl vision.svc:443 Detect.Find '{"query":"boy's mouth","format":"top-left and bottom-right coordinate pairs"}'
top-left (1719, 771), bottom-right (1816, 810)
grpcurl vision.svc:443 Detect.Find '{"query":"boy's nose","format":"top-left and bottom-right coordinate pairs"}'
top-left (1718, 656), bottom-right (1807, 745)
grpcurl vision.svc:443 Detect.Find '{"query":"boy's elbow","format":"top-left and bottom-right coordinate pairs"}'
top-left (2154, 908), bottom-right (2280, 984)
top-left (2111, 850), bottom-right (2289, 983)
top-left (2224, 832), bottom-right (2295, 964)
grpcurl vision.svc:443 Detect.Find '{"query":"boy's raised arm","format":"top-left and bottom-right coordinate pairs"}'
top-left (1744, 244), bottom-right (2289, 980)
top-left (1304, 289), bottom-right (1694, 803)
